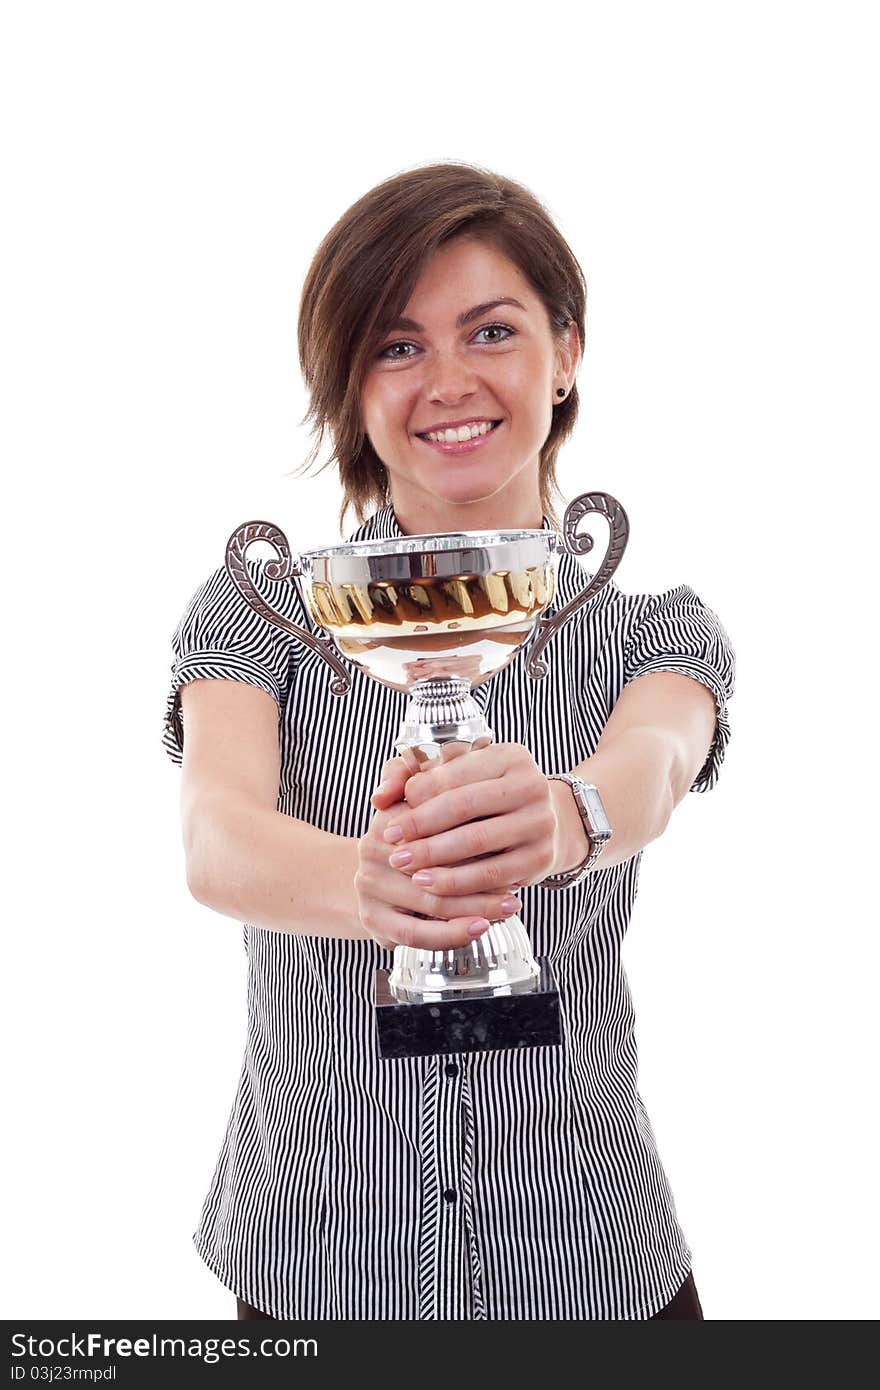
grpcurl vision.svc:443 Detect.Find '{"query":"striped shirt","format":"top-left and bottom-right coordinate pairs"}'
top-left (162, 502), bottom-right (736, 1320)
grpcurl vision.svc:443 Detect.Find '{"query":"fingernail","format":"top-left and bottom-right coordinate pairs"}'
top-left (383, 825), bottom-right (404, 843)
top-left (375, 780), bottom-right (392, 797)
top-left (467, 919), bottom-right (491, 937)
top-left (412, 871), bottom-right (433, 886)
top-left (500, 897), bottom-right (520, 915)
top-left (389, 849), bottom-right (413, 868)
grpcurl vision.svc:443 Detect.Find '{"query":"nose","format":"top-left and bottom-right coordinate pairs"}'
top-left (425, 346), bottom-right (479, 404)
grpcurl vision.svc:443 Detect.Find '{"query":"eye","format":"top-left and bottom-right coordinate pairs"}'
top-left (377, 341), bottom-right (417, 361)
top-left (473, 322), bottom-right (515, 345)
top-left (375, 322), bottom-right (516, 361)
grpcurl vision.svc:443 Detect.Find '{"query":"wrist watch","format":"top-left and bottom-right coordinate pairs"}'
top-left (541, 773), bottom-right (613, 889)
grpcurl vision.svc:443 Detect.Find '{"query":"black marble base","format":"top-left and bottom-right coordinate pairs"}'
top-left (374, 958), bottom-right (562, 1060)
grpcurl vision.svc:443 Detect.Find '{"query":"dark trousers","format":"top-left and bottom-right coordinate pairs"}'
top-left (236, 1268), bottom-right (704, 1320)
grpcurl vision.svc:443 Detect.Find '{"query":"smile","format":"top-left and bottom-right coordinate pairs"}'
top-left (416, 419), bottom-right (504, 455)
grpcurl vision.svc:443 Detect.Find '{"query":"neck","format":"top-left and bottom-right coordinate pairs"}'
top-left (389, 494), bottom-right (544, 537)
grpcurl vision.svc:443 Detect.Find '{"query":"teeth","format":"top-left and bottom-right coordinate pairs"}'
top-left (425, 420), bottom-right (496, 443)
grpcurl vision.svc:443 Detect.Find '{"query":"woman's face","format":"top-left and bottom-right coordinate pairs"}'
top-left (360, 235), bottom-right (579, 532)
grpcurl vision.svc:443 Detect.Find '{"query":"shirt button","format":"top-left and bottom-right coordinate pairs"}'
top-left (444, 1063), bottom-right (459, 1078)
top-left (442, 1188), bottom-right (457, 1204)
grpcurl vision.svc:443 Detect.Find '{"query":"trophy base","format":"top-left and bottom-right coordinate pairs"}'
top-left (374, 957), bottom-right (562, 1060)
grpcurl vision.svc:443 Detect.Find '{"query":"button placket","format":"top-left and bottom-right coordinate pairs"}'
top-left (459, 1064), bottom-right (487, 1319)
top-left (417, 1055), bottom-right (468, 1319)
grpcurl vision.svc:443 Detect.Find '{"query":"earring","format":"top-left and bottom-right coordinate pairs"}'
top-left (556, 387), bottom-right (566, 398)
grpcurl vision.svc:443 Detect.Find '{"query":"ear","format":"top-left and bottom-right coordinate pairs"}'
top-left (555, 319), bottom-right (581, 386)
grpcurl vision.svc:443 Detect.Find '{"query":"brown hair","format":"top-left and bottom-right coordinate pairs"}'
top-left (293, 160), bottom-right (587, 535)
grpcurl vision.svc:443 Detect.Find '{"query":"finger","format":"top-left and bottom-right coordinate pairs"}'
top-left (388, 809), bottom-right (539, 872)
top-left (408, 851), bottom-right (535, 897)
top-left (375, 754), bottom-right (408, 783)
top-left (397, 884), bottom-right (522, 928)
top-left (370, 741), bottom-right (457, 809)
top-left (439, 740), bottom-right (472, 764)
top-left (372, 740), bottom-right (471, 810)
top-left (379, 871), bottom-right (523, 927)
top-left (403, 744), bottom-right (517, 810)
top-left (389, 775), bottom-right (522, 842)
top-left (369, 907), bottom-right (495, 952)
top-left (370, 755), bottom-right (411, 809)
top-left (402, 741), bottom-right (471, 800)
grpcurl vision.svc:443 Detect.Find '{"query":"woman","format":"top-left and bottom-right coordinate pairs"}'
top-left (163, 162), bottom-right (734, 1319)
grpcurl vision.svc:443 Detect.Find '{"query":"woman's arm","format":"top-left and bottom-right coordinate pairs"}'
top-left (548, 726), bottom-right (677, 874)
top-left (188, 794), bottom-right (368, 939)
top-left (550, 669), bottom-right (719, 873)
top-left (178, 679), bottom-right (367, 938)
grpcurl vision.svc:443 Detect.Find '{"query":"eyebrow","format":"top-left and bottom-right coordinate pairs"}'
top-left (384, 297), bottom-right (528, 334)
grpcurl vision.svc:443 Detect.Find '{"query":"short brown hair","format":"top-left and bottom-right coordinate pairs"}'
top-left (293, 160), bottom-right (587, 535)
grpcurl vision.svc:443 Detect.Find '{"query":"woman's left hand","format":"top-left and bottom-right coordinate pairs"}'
top-left (369, 742), bottom-right (562, 896)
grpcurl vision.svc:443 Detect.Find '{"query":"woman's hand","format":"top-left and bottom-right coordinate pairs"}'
top-left (355, 748), bottom-right (524, 953)
top-left (370, 742), bottom-right (562, 900)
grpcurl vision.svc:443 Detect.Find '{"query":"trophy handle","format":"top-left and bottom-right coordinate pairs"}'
top-left (225, 520), bottom-right (351, 697)
top-left (526, 491), bottom-right (630, 680)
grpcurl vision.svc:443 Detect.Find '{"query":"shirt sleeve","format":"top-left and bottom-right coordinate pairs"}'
top-left (162, 558), bottom-right (302, 768)
top-left (623, 583), bottom-right (736, 794)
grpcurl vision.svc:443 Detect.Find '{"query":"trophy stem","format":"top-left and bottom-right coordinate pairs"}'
top-left (388, 676), bottom-right (542, 1005)
top-left (393, 677), bottom-right (493, 771)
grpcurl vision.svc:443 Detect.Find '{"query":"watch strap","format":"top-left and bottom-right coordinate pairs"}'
top-left (541, 773), bottom-right (609, 889)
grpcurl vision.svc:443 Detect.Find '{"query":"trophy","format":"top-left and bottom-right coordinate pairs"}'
top-left (224, 491), bottom-right (629, 1060)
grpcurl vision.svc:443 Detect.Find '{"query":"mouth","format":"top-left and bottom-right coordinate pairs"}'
top-left (415, 419), bottom-right (504, 456)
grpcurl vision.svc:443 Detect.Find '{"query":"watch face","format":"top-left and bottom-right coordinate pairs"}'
top-left (583, 785), bottom-right (613, 838)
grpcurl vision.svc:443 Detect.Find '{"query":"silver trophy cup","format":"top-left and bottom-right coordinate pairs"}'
top-left (224, 491), bottom-right (629, 1059)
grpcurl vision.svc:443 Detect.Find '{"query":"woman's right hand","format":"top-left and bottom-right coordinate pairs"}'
top-left (354, 752), bottom-right (523, 953)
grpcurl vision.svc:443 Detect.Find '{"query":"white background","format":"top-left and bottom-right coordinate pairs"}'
top-left (3, 0), bottom-right (877, 1321)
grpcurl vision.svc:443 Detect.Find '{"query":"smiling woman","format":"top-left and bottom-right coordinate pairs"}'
top-left (165, 160), bottom-right (735, 1322)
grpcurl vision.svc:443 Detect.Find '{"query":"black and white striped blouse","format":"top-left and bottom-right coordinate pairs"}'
top-left (162, 502), bottom-right (736, 1320)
